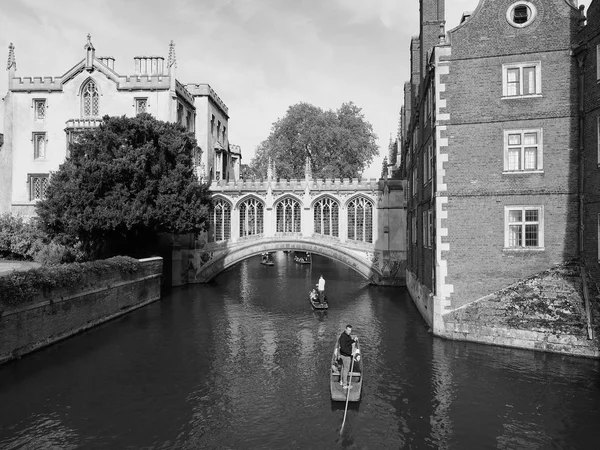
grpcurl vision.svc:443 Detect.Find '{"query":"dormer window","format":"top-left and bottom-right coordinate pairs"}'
top-left (81, 79), bottom-right (99, 117)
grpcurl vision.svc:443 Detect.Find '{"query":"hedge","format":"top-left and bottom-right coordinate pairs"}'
top-left (0, 256), bottom-right (141, 310)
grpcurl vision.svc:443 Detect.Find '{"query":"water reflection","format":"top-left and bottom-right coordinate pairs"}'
top-left (0, 253), bottom-right (599, 449)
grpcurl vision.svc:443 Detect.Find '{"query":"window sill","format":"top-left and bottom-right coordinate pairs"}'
top-left (503, 247), bottom-right (545, 252)
top-left (501, 94), bottom-right (542, 100)
top-left (502, 170), bottom-right (544, 175)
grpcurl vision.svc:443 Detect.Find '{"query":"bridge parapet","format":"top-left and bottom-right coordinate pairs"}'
top-left (210, 177), bottom-right (385, 193)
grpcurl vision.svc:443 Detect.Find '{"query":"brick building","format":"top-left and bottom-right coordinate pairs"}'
top-left (578, 0), bottom-right (600, 286)
top-left (0, 36), bottom-right (241, 217)
top-left (400, 0), bottom-right (583, 333)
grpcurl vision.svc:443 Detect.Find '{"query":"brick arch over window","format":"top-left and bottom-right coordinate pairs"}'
top-left (210, 197), bottom-right (232, 242)
top-left (80, 78), bottom-right (99, 117)
top-left (312, 195), bottom-right (339, 237)
top-left (238, 196), bottom-right (265, 237)
top-left (275, 196), bottom-right (301, 233)
top-left (346, 195), bottom-right (374, 243)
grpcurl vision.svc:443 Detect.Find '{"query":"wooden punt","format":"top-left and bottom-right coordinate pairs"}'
top-left (330, 339), bottom-right (362, 402)
top-left (309, 295), bottom-right (328, 310)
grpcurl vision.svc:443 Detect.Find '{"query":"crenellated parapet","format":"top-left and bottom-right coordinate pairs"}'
top-left (209, 177), bottom-right (389, 193)
top-left (185, 83), bottom-right (229, 116)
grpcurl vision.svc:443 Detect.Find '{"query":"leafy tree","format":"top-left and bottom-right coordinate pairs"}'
top-left (250, 102), bottom-right (379, 179)
top-left (240, 163), bottom-right (260, 180)
top-left (36, 114), bottom-right (212, 258)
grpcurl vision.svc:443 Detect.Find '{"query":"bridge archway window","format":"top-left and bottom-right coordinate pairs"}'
top-left (239, 197), bottom-right (264, 237)
top-left (314, 197), bottom-right (339, 237)
top-left (210, 198), bottom-right (231, 242)
top-left (347, 196), bottom-right (373, 243)
top-left (276, 197), bottom-right (301, 233)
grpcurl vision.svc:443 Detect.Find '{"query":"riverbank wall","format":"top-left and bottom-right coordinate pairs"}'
top-left (436, 261), bottom-right (600, 359)
top-left (0, 256), bottom-right (163, 365)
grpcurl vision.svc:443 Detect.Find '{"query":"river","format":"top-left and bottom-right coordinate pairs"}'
top-left (0, 252), bottom-right (599, 449)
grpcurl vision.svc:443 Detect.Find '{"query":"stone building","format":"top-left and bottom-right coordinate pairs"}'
top-left (0, 35), bottom-right (241, 217)
top-left (400, 0), bottom-right (583, 333)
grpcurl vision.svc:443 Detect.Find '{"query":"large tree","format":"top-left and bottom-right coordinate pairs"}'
top-left (36, 114), bottom-right (211, 258)
top-left (250, 102), bottom-right (379, 179)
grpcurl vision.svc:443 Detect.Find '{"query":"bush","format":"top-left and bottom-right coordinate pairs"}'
top-left (0, 214), bottom-right (46, 260)
top-left (0, 213), bottom-right (87, 264)
top-left (0, 256), bottom-right (141, 309)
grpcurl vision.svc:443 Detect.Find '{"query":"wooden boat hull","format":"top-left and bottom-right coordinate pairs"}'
top-left (330, 341), bottom-right (362, 402)
top-left (294, 259), bottom-right (311, 264)
top-left (310, 297), bottom-right (328, 310)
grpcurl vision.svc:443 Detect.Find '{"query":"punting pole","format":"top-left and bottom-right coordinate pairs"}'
top-left (340, 338), bottom-right (357, 435)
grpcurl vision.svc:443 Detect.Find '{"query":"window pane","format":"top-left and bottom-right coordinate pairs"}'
top-left (525, 224), bottom-right (538, 246)
top-left (509, 210), bottom-right (522, 222)
top-left (508, 148), bottom-right (521, 170)
top-left (509, 224), bottom-right (522, 247)
top-left (507, 68), bottom-right (520, 96)
top-left (525, 209), bottom-right (538, 222)
top-left (524, 147), bottom-right (537, 170)
top-left (508, 134), bottom-right (521, 145)
top-left (523, 132), bottom-right (537, 145)
top-left (523, 67), bottom-right (536, 94)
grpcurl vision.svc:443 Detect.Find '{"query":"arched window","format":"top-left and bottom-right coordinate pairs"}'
top-left (347, 196), bottom-right (373, 243)
top-left (81, 79), bottom-right (99, 117)
top-left (276, 197), bottom-right (301, 233)
top-left (239, 197), bottom-right (264, 237)
top-left (313, 197), bottom-right (339, 237)
top-left (211, 198), bottom-right (231, 242)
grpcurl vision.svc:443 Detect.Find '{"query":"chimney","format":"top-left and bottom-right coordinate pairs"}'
top-left (420, 0), bottom-right (445, 79)
top-left (410, 37), bottom-right (420, 102)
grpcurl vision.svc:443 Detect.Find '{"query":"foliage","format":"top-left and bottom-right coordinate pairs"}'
top-left (36, 114), bottom-right (212, 259)
top-left (0, 214), bottom-right (46, 260)
top-left (0, 256), bottom-right (141, 309)
top-left (240, 163), bottom-right (261, 180)
top-left (250, 102), bottom-right (379, 179)
top-left (0, 213), bottom-right (83, 264)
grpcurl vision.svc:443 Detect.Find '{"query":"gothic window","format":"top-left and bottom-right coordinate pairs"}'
top-left (276, 197), bottom-right (301, 233)
top-left (313, 197), bottom-right (339, 237)
top-left (347, 196), bottom-right (374, 243)
top-left (34, 99), bottom-right (46, 120)
top-left (81, 79), bottom-right (99, 117)
top-left (211, 198), bottom-right (231, 242)
top-left (136, 98), bottom-right (147, 115)
top-left (33, 132), bottom-right (46, 159)
top-left (239, 197), bottom-right (264, 237)
top-left (28, 173), bottom-right (49, 200)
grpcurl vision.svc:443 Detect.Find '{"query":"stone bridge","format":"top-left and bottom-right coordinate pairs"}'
top-left (172, 171), bottom-right (407, 286)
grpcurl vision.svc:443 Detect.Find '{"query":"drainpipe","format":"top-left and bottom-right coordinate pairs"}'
top-left (574, 39), bottom-right (593, 339)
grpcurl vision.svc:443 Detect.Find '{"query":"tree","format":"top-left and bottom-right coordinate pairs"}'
top-left (36, 114), bottom-right (212, 258)
top-left (250, 102), bottom-right (379, 179)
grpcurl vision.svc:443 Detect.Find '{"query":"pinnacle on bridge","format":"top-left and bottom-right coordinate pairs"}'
top-left (6, 42), bottom-right (16, 71)
top-left (304, 156), bottom-right (312, 180)
top-left (267, 157), bottom-right (273, 180)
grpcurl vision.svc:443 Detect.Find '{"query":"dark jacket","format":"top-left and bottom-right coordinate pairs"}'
top-left (339, 332), bottom-right (354, 357)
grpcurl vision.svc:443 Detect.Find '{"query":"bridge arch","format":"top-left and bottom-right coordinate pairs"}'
top-left (233, 193), bottom-right (266, 210)
top-left (190, 236), bottom-right (384, 284)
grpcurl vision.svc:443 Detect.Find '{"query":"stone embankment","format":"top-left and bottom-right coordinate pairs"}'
top-left (0, 256), bottom-right (163, 365)
top-left (441, 261), bottom-right (600, 358)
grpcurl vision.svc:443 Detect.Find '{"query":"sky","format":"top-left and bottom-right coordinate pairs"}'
top-left (0, 0), bottom-right (592, 178)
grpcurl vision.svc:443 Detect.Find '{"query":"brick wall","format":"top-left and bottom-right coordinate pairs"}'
top-left (581, 0), bottom-right (600, 283)
top-left (0, 257), bottom-right (162, 364)
top-left (440, 0), bottom-right (580, 309)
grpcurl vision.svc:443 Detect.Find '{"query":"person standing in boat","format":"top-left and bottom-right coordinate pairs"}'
top-left (317, 275), bottom-right (326, 303)
top-left (337, 325), bottom-right (357, 389)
